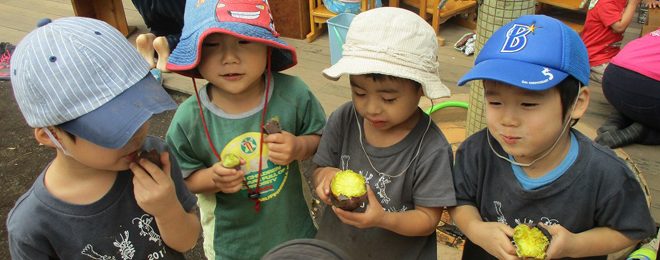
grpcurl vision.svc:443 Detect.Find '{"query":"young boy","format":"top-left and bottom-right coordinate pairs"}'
top-left (452, 15), bottom-right (656, 259)
top-left (310, 7), bottom-right (456, 259)
top-left (7, 17), bottom-right (200, 259)
top-left (165, 0), bottom-right (326, 258)
top-left (581, 0), bottom-right (641, 83)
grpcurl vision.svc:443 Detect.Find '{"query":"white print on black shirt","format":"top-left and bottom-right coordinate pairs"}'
top-left (133, 214), bottom-right (162, 246)
top-left (360, 169), bottom-right (408, 212)
top-left (79, 214), bottom-right (167, 259)
top-left (492, 200), bottom-right (559, 227)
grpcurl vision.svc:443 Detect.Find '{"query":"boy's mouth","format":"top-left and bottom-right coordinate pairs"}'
top-left (125, 151), bottom-right (139, 163)
top-left (501, 134), bottom-right (520, 144)
top-left (367, 119), bottom-right (386, 128)
top-left (221, 73), bottom-right (244, 81)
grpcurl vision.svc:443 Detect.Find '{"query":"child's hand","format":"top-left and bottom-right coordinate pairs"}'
top-left (264, 130), bottom-right (298, 165)
top-left (210, 159), bottom-right (246, 193)
top-left (130, 151), bottom-right (180, 217)
top-left (644, 0), bottom-right (660, 8)
top-left (540, 223), bottom-right (577, 259)
top-left (313, 167), bottom-right (340, 205)
top-left (332, 187), bottom-right (385, 229)
top-left (469, 221), bottom-right (518, 260)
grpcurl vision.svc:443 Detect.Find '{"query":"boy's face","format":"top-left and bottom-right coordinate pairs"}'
top-left (484, 81), bottom-right (568, 164)
top-left (40, 123), bottom-right (150, 171)
top-left (350, 75), bottom-right (423, 134)
top-left (198, 33), bottom-right (268, 95)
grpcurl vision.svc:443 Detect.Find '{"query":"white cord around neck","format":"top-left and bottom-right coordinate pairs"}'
top-left (487, 83), bottom-right (581, 167)
top-left (353, 99), bottom-right (433, 178)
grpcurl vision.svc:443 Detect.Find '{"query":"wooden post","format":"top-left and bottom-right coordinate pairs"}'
top-left (70, 0), bottom-right (135, 37)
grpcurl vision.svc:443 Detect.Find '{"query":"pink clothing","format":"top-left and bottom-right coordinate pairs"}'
top-left (581, 0), bottom-right (626, 66)
top-left (611, 29), bottom-right (660, 81)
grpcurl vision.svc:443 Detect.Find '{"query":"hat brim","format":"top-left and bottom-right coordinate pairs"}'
top-left (60, 74), bottom-right (176, 149)
top-left (323, 55), bottom-right (450, 99)
top-left (167, 22), bottom-right (296, 78)
top-left (458, 59), bottom-right (569, 91)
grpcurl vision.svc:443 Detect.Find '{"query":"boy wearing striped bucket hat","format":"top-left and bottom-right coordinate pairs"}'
top-left (7, 17), bottom-right (200, 259)
top-left (310, 7), bottom-right (456, 259)
top-left (451, 14), bottom-right (656, 259)
top-left (165, 0), bottom-right (326, 258)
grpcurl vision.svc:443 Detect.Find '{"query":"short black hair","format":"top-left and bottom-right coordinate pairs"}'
top-left (555, 76), bottom-right (581, 125)
top-left (361, 74), bottom-right (422, 89)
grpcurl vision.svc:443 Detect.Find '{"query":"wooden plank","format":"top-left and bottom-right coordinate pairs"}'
top-left (538, 0), bottom-right (583, 11)
top-left (6, 0), bottom-right (75, 18)
top-left (0, 4), bottom-right (69, 33)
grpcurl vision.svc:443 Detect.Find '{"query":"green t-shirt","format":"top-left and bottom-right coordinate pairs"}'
top-left (166, 73), bottom-right (326, 259)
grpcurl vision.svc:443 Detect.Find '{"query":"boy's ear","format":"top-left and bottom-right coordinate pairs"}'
top-left (34, 127), bottom-right (57, 148)
top-left (570, 87), bottom-right (590, 120)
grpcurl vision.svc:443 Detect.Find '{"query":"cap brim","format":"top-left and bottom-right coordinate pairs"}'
top-left (60, 74), bottom-right (176, 148)
top-left (458, 59), bottom-right (569, 91)
top-left (323, 55), bottom-right (450, 99)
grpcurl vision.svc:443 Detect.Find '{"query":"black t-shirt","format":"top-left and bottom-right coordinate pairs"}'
top-left (453, 129), bottom-right (655, 259)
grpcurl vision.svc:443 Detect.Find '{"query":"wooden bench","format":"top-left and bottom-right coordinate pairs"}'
top-left (391, 0), bottom-right (477, 46)
top-left (305, 0), bottom-right (375, 42)
top-left (70, 0), bottom-right (136, 37)
top-left (537, 0), bottom-right (587, 11)
top-left (536, 0), bottom-right (589, 34)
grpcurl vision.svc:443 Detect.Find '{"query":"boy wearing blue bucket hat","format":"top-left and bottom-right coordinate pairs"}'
top-left (310, 7), bottom-right (456, 259)
top-left (450, 15), bottom-right (656, 259)
top-left (165, 0), bottom-right (326, 258)
top-left (7, 17), bottom-right (200, 259)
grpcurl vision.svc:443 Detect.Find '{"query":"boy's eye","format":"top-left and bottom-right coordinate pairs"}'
top-left (203, 42), bottom-right (219, 47)
top-left (521, 103), bottom-right (538, 107)
top-left (488, 101), bottom-right (501, 106)
top-left (383, 98), bottom-right (396, 103)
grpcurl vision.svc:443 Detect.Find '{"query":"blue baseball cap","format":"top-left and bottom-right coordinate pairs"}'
top-left (11, 17), bottom-right (176, 149)
top-left (458, 15), bottom-right (589, 90)
top-left (167, 0), bottom-right (296, 78)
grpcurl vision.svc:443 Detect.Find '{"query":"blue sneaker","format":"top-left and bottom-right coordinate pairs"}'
top-left (150, 68), bottom-right (163, 85)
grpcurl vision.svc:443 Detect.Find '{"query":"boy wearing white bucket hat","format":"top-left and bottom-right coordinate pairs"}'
top-left (450, 15), bottom-right (655, 259)
top-left (310, 7), bottom-right (456, 259)
top-left (7, 17), bottom-right (200, 259)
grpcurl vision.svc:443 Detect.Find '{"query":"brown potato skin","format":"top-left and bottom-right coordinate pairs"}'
top-left (138, 149), bottom-right (162, 168)
top-left (331, 192), bottom-right (367, 211)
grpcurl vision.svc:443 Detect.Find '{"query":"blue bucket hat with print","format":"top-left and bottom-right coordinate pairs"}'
top-left (167, 0), bottom-right (296, 78)
top-left (458, 15), bottom-right (590, 90)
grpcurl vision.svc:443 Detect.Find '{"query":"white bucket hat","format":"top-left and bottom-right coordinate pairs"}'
top-left (323, 7), bottom-right (450, 99)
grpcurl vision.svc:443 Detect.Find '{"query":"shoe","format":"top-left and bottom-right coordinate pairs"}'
top-left (0, 42), bottom-right (15, 81)
top-left (150, 68), bottom-right (163, 85)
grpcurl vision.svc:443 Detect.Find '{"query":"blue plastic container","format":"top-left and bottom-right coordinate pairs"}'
top-left (327, 13), bottom-right (356, 65)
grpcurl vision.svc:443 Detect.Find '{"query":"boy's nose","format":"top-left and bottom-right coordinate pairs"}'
top-left (500, 107), bottom-right (520, 127)
top-left (221, 50), bottom-right (239, 64)
top-left (364, 99), bottom-right (382, 115)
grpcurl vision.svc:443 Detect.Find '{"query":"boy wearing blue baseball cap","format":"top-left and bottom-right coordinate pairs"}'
top-left (164, 0), bottom-right (326, 258)
top-left (7, 17), bottom-right (200, 259)
top-left (450, 15), bottom-right (656, 259)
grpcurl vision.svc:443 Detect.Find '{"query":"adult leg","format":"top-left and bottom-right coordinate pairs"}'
top-left (589, 63), bottom-right (608, 85)
top-left (598, 64), bottom-right (660, 147)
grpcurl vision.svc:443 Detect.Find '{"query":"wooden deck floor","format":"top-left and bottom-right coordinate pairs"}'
top-left (4, 0), bottom-right (659, 231)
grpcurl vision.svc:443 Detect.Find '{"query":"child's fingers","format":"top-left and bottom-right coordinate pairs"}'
top-left (130, 162), bottom-right (155, 190)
